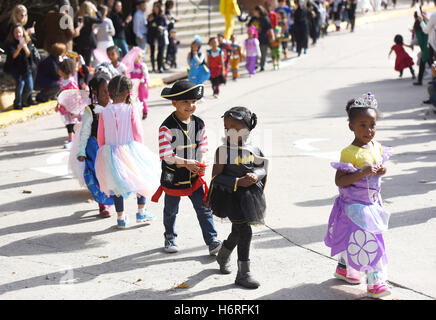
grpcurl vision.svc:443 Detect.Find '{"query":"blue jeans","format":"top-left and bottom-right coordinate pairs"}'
top-left (163, 186), bottom-right (217, 245)
top-left (13, 71), bottom-right (33, 107)
top-left (113, 195), bottom-right (146, 213)
top-left (135, 36), bottom-right (147, 52)
top-left (114, 38), bottom-right (129, 57)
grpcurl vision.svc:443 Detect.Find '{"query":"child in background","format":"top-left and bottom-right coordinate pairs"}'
top-left (56, 58), bottom-right (81, 149)
top-left (388, 34), bottom-right (416, 79)
top-left (152, 80), bottom-right (222, 255)
top-left (208, 106), bottom-right (268, 289)
top-left (217, 32), bottom-right (232, 81)
top-left (75, 73), bottom-right (114, 218)
top-left (270, 25), bottom-right (282, 70)
top-left (324, 93), bottom-right (392, 299)
top-left (129, 49), bottom-right (150, 119)
top-left (95, 75), bottom-right (159, 229)
top-left (244, 26), bottom-right (261, 77)
top-left (207, 37), bottom-right (225, 98)
top-left (167, 29), bottom-right (180, 68)
top-left (66, 51), bottom-right (89, 91)
top-left (277, 9), bottom-right (288, 59)
top-left (107, 45), bottom-right (128, 76)
top-left (187, 37), bottom-right (210, 85)
top-left (229, 34), bottom-right (243, 80)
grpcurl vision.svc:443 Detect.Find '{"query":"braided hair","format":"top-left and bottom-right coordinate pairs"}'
top-left (108, 75), bottom-right (133, 104)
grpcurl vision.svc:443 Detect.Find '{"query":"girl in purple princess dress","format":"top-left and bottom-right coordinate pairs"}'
top-left (244, 26), bottom-right (261, 77)
top-left (324, 92), bottom-right (392, 299)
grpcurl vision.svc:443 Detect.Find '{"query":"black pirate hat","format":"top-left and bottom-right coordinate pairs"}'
top-left (161, 80), bottom-right (204, 101)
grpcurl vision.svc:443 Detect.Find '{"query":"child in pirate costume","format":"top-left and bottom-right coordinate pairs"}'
top-left (207, 107), bottom-right (268, 289)
top-left (152, 80), bottom-right (222, 255)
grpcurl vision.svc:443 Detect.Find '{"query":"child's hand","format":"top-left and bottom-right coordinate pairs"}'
top-left (237, 173), bottom-right (258, 188)
top-left (185, 160), bottom-right (201, 174)
top-left (361, 164), bottom-right (379, 177)
top-left (55, 104), bottom-right (59, 112)
top-left (375, 164), bottom-right (387, 176)
top-left (77, 156), bottom-right (85, 162)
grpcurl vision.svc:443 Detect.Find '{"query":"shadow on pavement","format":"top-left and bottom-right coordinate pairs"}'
top-left (0, 176), bottom-right (71, 192)
top-left (256, 278), bottom-right (365, 300)
top-left (0, 190), bottom-right (91, 215)
top-left (0, 136), bottom-right (66, 161)
top-left (0, 245), bottom-right (216, 296)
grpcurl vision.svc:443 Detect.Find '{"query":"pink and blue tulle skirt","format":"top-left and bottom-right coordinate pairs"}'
top-left (95, 141), bottom-right (160, 199)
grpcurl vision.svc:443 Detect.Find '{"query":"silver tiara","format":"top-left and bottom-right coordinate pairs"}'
top-left (350, 92), bottom-right (378, 109)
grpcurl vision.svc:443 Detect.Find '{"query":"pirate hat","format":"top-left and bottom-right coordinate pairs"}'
top-left (161, 80), bottom-right (204, 101)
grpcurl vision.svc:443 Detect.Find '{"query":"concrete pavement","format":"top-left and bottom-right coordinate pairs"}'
top-left (0, 8), bottom-right (435, 300)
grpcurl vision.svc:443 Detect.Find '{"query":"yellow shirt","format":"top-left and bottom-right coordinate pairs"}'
top-left (340, 141), bottom-right (382, 169)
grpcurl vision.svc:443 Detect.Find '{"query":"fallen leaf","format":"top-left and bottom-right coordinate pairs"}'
top-left (174, 282), bottom-right (189, 289)
top-left (133, 278), bottom-right (142, 284)
top-left (99, 256), bottom-right (108, 259)
top-left (22, 190), bottom-right (32, 194)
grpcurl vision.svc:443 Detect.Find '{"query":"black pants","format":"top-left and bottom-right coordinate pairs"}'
top-left (113, 195), bottom-right (146, 213)
top-left (149, 42), bottom-right (165, 71)
top-left (66, 124), bottom-right (75, 134)
top-left (418, 59), bottom-right (432, 83)
top-left (222, 223), bottom-right (252, 261)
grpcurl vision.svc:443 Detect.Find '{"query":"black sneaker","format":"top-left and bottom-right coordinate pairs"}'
top-left (423, 100), bottom-right (432, 104)
top-left (208, 239), bottom-right (222, 256)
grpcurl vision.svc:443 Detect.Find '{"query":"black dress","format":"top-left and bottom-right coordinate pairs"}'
top-left (208, 143), bottom-right (268, 224)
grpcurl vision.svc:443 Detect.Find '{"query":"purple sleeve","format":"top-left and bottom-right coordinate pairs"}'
top-left (330, 162), bottom-right (360, 173)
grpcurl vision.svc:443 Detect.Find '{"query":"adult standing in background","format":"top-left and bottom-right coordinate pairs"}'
top-left (220, 0), bottom-right (241, 39)
top-left (105, 0), bottom-right (116, 14)
top-left (248, 5), bottom-right (272, 72)
top-left (133, 0), bottom-right (148, 52)
top-left (73, 1), bottom-right (103, 66)
top-left (346, 0), bottom-right (358, 33)
top-left (419, 11), bottom-right (436, 62)
top-left (5, 5), bottom-right (36, 42)
top-left (95, 5), bottom-right (116, 52)
top-left (4, 24), bottom-right (38, 110)
top-left (110, 1), bottom-right (132, 57)
top-left (293, 0), bottom-right (309, 56)
top-left (147, 1), bottom-right (167, 73)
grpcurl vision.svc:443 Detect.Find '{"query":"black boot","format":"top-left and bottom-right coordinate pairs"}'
top-left (235, 260), bottom-right (260, 289)
top-left (216, 245), bottom-right (232, 274)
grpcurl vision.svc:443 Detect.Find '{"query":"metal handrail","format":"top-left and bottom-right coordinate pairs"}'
top-left (176, 0), bottom-right (212, 37)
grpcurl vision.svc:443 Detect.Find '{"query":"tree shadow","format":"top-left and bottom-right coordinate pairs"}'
top-left (0, 209), bottom-right (102, 238)
top-left (0, 245), bottom-right (216, 296)
top-left (0, 176), bottom-right (71, 192)
top-left (0, 190), bottom-right (91, 215)
top-left (256, 278), bottom-right (366, 300)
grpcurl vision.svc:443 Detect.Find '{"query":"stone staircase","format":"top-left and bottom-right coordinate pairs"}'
top-left (172, 0), bottom-right (243, 44)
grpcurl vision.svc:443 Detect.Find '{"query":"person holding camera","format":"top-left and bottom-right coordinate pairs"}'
top-left (147, 1), bottom-right (168, 73)
top-left (4, 24), bottom-right (38, 110)
top-left (73, 1), bottom-right (103, 66)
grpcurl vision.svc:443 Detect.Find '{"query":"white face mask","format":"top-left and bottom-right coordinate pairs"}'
top-left (224, 128), bottom-right (250, 144)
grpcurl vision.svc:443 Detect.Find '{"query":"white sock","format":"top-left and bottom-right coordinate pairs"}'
top-left (138, 207), bottom-right (145, 214)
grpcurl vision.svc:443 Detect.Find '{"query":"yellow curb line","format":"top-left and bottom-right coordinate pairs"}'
top-left (0, 77), bottom-right (165, 128)
top-left (327, 6), bottom-right (436, 33)
top-left (0, 100), bottom-right (57, 128)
